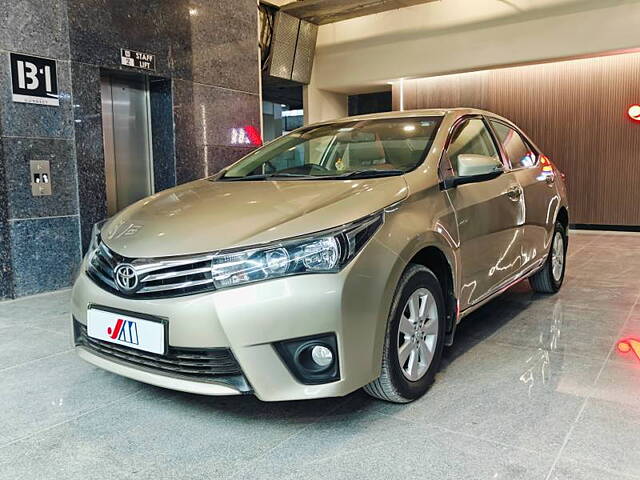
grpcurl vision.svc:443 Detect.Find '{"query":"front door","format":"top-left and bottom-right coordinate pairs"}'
top-left (442, 117), bottom-right (525, 309)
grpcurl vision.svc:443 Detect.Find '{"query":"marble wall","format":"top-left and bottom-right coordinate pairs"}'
top-left (0, 140), bottom-right (11, 299)
top-left (0, 0), bottom-right (261, 298)
top-left (167, 0), bottom-right (262, 183)
top-left (0, 0), bottom-right (82, 298)
top-left (149, 78), bottom-right (176, 193)
top-left (67, 0), bottom-right (261, 249)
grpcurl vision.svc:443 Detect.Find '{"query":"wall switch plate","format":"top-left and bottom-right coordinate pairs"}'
top-left (30, 159), bottom-right (52, 196)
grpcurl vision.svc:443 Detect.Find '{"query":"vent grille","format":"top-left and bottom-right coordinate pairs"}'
top-left (267, 11), bottom-right (318, 85)
top-left (292, 20), bottom-right (318, 84)
top-left (74, 320), bottom-right (250, 391)
top-left (86, 241), bottom-right (216, 299)
top-left (269, 11), bottom-right (300, 80)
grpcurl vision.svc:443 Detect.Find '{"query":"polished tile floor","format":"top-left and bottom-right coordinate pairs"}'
top-left (1, 231), bottom-right (640, 479)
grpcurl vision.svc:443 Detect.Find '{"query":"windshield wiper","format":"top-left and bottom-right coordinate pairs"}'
top-left (218, 172), bottom-right (321, 181)
top-left (218, 170), bottom-right (405, 181)
top-left (218, 173), bottom-right (267, 181)
top-left (327, 169), bottom-right (405, 179)
top-left (267, 173), bottom-right (316, 178)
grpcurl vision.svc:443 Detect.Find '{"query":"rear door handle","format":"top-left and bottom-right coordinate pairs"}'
top-left (506, 186), bottom-right (522, 201)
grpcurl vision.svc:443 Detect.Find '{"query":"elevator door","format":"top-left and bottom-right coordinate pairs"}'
top-left (101, 74), bottom-right (154, 215)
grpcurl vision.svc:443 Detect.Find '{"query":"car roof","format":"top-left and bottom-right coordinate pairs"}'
top-left (313, 108), bottom-right (514, 126)
top-left (297, 107), bottom-right (539, 151)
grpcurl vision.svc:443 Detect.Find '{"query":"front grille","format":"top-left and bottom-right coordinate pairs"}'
top-left (87, 240), bottom-right (216, 299)
top-left (73, 320), bottom-right (251, 392)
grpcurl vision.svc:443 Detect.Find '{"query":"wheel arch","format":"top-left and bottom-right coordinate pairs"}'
top-left (556, 206), bottom-right (569, 231)
top-left (406, 245), bottom-right (458, 346)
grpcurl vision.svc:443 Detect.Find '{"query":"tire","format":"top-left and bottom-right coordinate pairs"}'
top-left (363, 264), bottom-right (446, 403)
top-left (529, 221), bottom-right (567, 293)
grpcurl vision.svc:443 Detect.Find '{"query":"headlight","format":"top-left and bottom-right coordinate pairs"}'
top-left (87, 220), bottom-right (107, 256)
top-left (210, 211), bottom-right (383, 289)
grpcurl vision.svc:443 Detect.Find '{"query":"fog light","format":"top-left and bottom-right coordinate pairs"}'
top-left (311, 345), bottom-right (333, 367)
top-left (274, 333), bottom-right (339, 385)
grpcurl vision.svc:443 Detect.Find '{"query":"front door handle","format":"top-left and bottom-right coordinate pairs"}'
top-left (506, 186), bottom-right (522, 201)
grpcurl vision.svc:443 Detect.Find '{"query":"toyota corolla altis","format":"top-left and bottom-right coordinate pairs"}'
top-left (71, 108), bottom-right (569, 403)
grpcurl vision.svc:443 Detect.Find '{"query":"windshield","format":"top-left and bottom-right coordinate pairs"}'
top-left (219, 116), bottom-right (443, 180)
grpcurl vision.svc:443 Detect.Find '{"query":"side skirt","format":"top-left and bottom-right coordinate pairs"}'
top-left (459, 256), bottom-right (547, 320)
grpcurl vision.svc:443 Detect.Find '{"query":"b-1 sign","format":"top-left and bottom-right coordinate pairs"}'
top-left (10, 53), bottom-right (59, 106)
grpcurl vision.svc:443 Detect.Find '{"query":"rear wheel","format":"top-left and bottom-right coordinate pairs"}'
top-left (529, 221), bottom-right (566, 293)
top-left (363, 264), bottom-right (446, 403)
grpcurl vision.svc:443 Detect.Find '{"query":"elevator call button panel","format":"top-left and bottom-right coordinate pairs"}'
top-left (30, 159), bottom-right (52, 196)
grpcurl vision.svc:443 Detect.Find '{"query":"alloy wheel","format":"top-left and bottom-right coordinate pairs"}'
top-left (397, 288), bottom-right (439, 381)
top-left (551, 232), bottom-right (565, 282)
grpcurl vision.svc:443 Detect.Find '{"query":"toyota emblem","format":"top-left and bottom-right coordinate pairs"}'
top-left (114, 264), bottom-right (139, 293)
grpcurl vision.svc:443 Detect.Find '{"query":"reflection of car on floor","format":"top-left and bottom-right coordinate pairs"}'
top-left (71, 108), bottom-right (570, 403)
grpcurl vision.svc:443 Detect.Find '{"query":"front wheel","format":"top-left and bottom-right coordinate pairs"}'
top-left (529, 221), bottom-right (567, 293)
top-left (363, 264), bottom-right (446, 403)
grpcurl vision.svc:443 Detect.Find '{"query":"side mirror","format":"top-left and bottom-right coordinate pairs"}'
top-left (442, 154), bottom-right (504, 189)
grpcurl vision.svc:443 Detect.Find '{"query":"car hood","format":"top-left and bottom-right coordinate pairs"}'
top-left (101, 176), bottom-right (409, 258)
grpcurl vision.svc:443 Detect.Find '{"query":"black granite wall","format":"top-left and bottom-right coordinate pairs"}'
top-left (0, 0), bottom-right (81, 298)
top-left (150, 77), bottom-right (176, 193)
top-left (0, 0), bottom-right (261, 298)
top-left (0, 140), bottom-right (11, 299)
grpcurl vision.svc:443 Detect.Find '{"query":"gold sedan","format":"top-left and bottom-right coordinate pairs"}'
top-left (71, 108), bottom-right (569, 402)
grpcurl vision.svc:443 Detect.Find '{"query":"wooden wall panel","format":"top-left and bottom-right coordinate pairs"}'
top-left (396, 52), bottom-right (640, 226)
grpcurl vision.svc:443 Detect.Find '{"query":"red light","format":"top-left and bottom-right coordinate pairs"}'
top-left (540, 155), bottom-right (552, 169)
top-left (244, 125), bottom-right (262, 146)
top-left (628, 105), bottom-right (640, 122)
top-left (617, 338), bottom-right (640, 361)
top-left (539, 155), bottom-right (555, 174)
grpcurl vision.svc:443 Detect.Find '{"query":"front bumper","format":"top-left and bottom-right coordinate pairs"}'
top-left (76, 346), bottom-right (244, 396)
top-left (71, 237), bottom-right (399, 401)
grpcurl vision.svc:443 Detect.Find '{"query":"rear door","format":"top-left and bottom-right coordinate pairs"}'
top-left (442, 117), bottom-right (525, 309)
top-left (488, 119), bottom-right (559, 270)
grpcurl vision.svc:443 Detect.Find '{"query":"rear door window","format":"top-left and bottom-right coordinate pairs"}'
top-left (490, 121), bottom-right (537, 169)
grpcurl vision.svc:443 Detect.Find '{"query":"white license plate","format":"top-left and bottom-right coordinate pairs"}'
top-left (87, 308), bottom-right (165, 354)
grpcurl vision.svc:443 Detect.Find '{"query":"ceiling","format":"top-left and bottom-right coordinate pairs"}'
top-left (265, 0), bottom-right (441, 25)
top-left (265, 0), bottom-right (630, 25)
top-left (310, 0), bottom-right (640, 94)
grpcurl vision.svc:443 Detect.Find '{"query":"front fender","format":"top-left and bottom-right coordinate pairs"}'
top-left (367, 204), bottom-right (461, 374)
